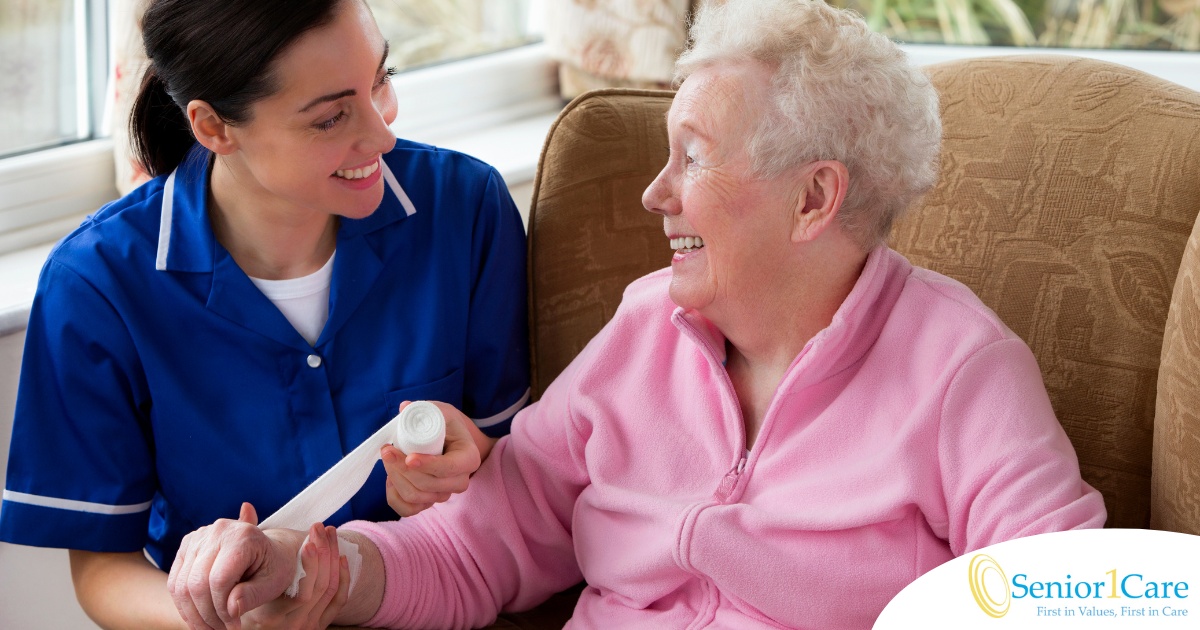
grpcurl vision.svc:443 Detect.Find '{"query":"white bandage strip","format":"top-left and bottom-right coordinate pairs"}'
top-left (261, 401), bottom-right (446, 597)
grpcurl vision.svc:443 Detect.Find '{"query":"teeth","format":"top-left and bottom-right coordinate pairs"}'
top-left (669, 236), bottom-right (705, 251)
top-left (335, 160), bottom-right (380, 180)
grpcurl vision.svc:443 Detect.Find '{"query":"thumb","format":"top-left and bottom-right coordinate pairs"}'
top-left (239, 502), bottom-right (259, 526)
top-left (227, 571), bottom-right (288, 620)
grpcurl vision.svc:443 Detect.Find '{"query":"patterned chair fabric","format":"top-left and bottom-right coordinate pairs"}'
top-left (527, 88), bottom-right (675, 400)
top-left (527, 56), bottom-right (1200, 536)
top-left (1154, 217), bottom-right (1200, 534)
top-left (890, 55), bottom-right (1200, 529)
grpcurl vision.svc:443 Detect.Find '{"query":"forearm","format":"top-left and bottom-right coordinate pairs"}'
top-left (330, 531), bottom-right (386, 626)
top-left (70, 550), bottom-right (187, 630)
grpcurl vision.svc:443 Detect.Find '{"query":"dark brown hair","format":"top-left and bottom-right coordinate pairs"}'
top-left (130, 0), bottom-right (344, 176)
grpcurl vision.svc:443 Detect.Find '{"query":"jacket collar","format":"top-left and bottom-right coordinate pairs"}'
top-left (672, 246), bottom-right (911, 390)
top-left (154, 142), bottom-right (415, 273)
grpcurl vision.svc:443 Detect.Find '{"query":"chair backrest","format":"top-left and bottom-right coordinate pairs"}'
top-left (527, 57), bottom-right (1200, 531)
top-left (1153, 218), bottom-right (1200, 534)
top-left (526, 89), bottom-right (674, 400)
top-left (889, 55), bottom-right (1200, 529)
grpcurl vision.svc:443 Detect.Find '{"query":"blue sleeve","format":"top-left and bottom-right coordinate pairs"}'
top-left (0, 259), bottom-right (155, 552)
top-left (461, 169), bottom-right (530, 438)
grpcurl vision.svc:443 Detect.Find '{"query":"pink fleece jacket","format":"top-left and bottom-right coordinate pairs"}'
top-left (344, 247), bottom-right (1106, 629)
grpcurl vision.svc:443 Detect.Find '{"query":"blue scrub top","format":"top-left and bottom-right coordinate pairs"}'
top-left (0, 139), bottom-right (530, 569)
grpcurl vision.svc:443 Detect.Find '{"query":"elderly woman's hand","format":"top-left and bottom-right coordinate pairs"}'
top-left (381, 400), bottom-right (495, 517)
top-left (168, 503), bottom-right (347, 630)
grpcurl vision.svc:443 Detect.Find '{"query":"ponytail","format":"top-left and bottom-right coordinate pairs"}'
top-left (129, 67), bottom-right (194, 178)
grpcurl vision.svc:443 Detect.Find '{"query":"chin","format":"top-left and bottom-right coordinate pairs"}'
top-left (338, 187), bottom-right (386, 219)
top-left (667, 278), bottom-right (712, 312)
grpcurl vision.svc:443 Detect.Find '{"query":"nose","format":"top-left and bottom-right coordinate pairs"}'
top-left (642, 160), bottom-right (681, 217)
top-left (356, 88), bottom-right (398, 156)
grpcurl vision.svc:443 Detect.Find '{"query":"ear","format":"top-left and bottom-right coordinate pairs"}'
top-left (790, 160), bottom-right (849, 243)
top-left (186, 100), bottom-right (238, 156)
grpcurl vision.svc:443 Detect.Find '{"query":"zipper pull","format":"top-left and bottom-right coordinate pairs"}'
top-left (714, 456), bottom-right (748, 499)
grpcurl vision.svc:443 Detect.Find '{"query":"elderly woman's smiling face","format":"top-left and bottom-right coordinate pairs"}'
top-left (643, 61), bottom-right (802, 320)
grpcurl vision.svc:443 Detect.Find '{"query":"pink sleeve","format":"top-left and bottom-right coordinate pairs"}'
top-left (938, 338), bottom-right (1107, 555)
top-left (342, 357), bottom-right (592, 629)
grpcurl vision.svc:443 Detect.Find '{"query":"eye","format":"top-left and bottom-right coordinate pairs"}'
top-left (375, 66), bottom-right (397, 89)
top-left (686, 154), bottom-right (696, 164)
top-left (315, 111), bottom-right (347, 132)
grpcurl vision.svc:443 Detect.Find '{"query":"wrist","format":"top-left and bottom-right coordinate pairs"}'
top-left (263, 527), bottom-right (308, 558)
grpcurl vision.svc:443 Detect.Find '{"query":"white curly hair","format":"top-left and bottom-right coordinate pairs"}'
top-left (675, 0), bottom-right (942, 248)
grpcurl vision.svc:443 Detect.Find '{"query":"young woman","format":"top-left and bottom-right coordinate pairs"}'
top-left (0, 0), bottom-right (529, 627)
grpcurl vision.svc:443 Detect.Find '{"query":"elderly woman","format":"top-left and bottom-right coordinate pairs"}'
top-left (170, 0), bottom-right (1106, 628)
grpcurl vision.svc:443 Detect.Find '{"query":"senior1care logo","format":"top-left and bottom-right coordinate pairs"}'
top-left (875, 529), bottom-right (1200, 629)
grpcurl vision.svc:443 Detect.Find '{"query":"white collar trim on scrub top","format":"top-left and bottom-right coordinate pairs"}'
top-left (155, 158), bottom-right (415, 272)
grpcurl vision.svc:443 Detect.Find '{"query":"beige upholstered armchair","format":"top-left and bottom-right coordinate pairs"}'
top-left (525, 54), bottom-right (1200, 541)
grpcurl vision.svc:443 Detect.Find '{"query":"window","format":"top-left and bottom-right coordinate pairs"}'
top-left (831, 0), bottom-right (1200, 50)
top-left (367, 0), bottom-right (542, 70)
top-left (0, 0), bottom-right (551, 257)
top-left (0, 0), bottom-right (543, 161)
top-left (0, 0), bottom-right (106, 158)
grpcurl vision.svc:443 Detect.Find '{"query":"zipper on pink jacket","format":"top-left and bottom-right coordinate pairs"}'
top-left (715, 456), bottom-right (747, 500)
top-left (667, 312), bottom-right (748, 501)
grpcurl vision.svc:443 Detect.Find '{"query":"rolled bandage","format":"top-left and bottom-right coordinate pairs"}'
top-left (260, 401), bottom-right (447, 597)
top-left (392, 401), bottom-right (446, 456)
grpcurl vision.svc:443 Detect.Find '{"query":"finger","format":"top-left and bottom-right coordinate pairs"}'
top-left (394, 488), bottom-right (452, 505)
top-left (318, 556), bottom-right (351, 629)
top-left (296, 537), bottom-right (320, 603)
top-left (309, 524), bottom-right (334, 603)
top-left (386, 457), bottom-right (459, 501)
top-left (227, 528), bottom-right (302, 618)
top-left (187, 533), bottom-right (233, 628)
top-left (407, 422), bottom-right (480, 480)
top-left (398, 456), bottom-right (468, 496)
top-left (173, 529), bottom-right (210, 629)
top-left (387, 474), bottom-right (446, 508)
top-left (168, 531), bottom-right (192, 595)
top-left (380, 444), bottom-right (410, 478)
top-left (384, 479), bottom-right (423, 517)
top-left (238, 502), bottom-right (258, 526)
top-left (308, 529), bottom-right (342, 626)
top-left (396, 459), bottom-right (471, 494)
top-left (402, 452), bottom-right (469, 478)
top-left (209, 526), bottom-right (270, 625)
top-left (315, 527), bottom-right (341, 607)
top-left (381, 448), bottom-right (423, 516)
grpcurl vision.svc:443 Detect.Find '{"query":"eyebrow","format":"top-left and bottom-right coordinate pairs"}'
top-left (298, 42), bottom-right (390, 113)
top-left (672, 116), bottom-right (713, 143)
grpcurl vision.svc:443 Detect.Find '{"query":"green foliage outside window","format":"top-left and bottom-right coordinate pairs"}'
top-left (830, 0), bottom-right (1200, 49)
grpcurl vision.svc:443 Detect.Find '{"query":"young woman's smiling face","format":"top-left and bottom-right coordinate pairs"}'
top-left (216, 0), bottom-right (398, 221)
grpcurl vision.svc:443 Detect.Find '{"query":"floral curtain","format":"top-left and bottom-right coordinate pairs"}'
top-left (109, 0), bottom-right (151, 196)
top-left (546, 0), bottom-right (693, 98)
